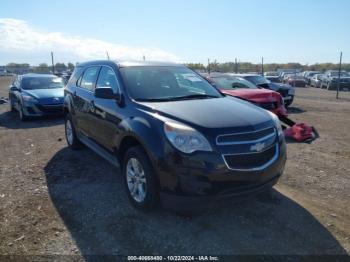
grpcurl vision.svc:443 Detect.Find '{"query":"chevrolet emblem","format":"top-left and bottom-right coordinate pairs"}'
top-left (250, 142), bottom-right (265, 152)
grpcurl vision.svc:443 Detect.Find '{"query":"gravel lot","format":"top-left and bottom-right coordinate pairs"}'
top-left (0, 76), bottom-right (349, 257)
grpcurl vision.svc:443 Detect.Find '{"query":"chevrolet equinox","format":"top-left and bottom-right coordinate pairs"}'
top-left (64, 60), bottom-right (287, 211)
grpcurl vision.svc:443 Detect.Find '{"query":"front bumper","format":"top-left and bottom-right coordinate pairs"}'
top-left (161, 173), bottom-right (281, 211)
top-left (22, 102), bottom-right (64, 116)
top-left (156, 138), bottom-right (287, 210)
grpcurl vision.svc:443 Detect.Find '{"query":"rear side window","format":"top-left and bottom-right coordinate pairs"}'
top-left (96, 67), bottom-right (120, 93)
top-left (79, 66), bottom-right (100, 91)
top-left (69, 67), bottom-right (83, 86)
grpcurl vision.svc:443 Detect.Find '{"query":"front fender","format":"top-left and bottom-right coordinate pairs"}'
top-left (117, 116), bottom-right (166, 162)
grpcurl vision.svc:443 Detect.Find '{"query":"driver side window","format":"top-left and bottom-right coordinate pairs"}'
top-left (96, 67), bottom-right (120, 93)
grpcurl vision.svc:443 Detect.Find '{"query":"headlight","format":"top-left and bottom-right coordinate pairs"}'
top-left (267, 111), bottom-right (283, 137)
top-left (164, 121), bottom-right (212, 154)
top-left (22, 95), bottom-right (38, 103)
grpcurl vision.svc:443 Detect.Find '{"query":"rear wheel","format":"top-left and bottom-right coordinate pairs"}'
top-left (65, 114), bottom-right (82, 149)
top-left (123, 146), bottom-right (159, 211)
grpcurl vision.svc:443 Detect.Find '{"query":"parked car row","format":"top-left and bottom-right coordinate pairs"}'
top-left (318, 70), bottom-right (350, 90)
top-left (263, 70), bottom-right (350, 90)
top-left (8, 61), bottom-right (287, 211)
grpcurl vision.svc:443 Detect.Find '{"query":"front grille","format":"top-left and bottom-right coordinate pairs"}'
top-left (36, 104), bottom-right (63, 114)
top-left (223, 145), bottom-right (277, 171)
top-left (255, 102), bottom-right (278, 110)
top-left (279, 89), bottom-right (289, 97)
top-left (217, 127), bottom-right (275, 145)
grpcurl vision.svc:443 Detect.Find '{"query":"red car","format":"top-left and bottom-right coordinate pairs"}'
top-left (203, 73), bottom-right (287, 117)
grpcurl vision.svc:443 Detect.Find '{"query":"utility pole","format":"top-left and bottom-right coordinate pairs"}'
top-left (106, 51), bottom-right (110, 60)
top-left (208, 58), bottom-right (211, 75)
top-left (261, 57), bottom-right (264, 76)
top-left (51, 51), bottom-right (55, 74)
top-left (235, 58), bottom-right (238, 73)
top-left (337, 51), bottom-right (342, 99)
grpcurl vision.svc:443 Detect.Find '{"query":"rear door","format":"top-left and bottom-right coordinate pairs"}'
top-left (74, 66), bottom-right (100, 138)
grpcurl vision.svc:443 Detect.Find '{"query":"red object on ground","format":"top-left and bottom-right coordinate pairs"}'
top-left (283, 123), bottom-right (315, 142)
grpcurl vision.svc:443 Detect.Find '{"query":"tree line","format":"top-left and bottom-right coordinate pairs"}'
top-left (2, 61), bottom-right (350, 74)
top-left (185, 61), bottom-right (350, 73)
top-left (3, 62), bottom-right (76, 73)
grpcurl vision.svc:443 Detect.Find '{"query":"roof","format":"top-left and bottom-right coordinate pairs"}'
top-left (228, 73), bottom-right (262, 77)
top-left (77, 60), bottom-right (182, 68)
top-left (20, 73), bottom-right (57, 78)
top-left (117, 60), bottom-right (181, 67)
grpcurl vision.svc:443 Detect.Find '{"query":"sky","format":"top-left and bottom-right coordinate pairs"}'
top-left (0, 0), bottom-right (349, 65)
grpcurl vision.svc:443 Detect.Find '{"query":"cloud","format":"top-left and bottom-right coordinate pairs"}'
top-left (0, 18), bottom-right (181, 63)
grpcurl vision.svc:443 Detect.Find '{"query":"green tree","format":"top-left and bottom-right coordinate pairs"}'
top-left (67, 62), bottom-right (75, 71)
top-left (55, 63), bottom-right (67, 72)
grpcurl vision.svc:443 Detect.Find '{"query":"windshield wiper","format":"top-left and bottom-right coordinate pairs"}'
top-left (135, 94), bottom-right (219, 102)
top-left (134, 98), bottom-right (174, 102)
top-left (169, 94), bottom-right (220, 100)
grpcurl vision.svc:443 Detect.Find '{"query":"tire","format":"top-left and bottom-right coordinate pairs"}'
top-left (65, 114), bottom-right (83, 150)
top-left (18, 103), bottom-right (28, 121)
top-left (123, 146), bottom-right (159, 211)
top-left (285, 96), bottom-right (294, 108)
top-left (9, 97), bottom-right (15, 112)
top-left (327, 82), bottom-right (331, 90)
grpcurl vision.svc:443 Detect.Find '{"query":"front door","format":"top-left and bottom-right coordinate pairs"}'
top-left (89, 66), bottom-right (123, 151)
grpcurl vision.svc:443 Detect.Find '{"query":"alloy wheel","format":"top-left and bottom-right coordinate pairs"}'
top-left (126, 158), bottom-right (147, 203)
top-left (65, 119), bottom-right (74, 146)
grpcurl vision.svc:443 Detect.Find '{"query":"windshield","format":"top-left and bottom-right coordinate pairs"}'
top-left (120, 66), bottom-right (222, 101)
top-left (308, 72), bottom-right (320, 77)
top-left (22, 77), bottom-right (65, 90)
top-left (243, 75), bottom-right (270, 85)
top-left (212, 76), bottom-right (258, 90)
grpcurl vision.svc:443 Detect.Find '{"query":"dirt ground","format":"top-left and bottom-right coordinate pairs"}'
top-left (0, 76), bottom-right (349, 257)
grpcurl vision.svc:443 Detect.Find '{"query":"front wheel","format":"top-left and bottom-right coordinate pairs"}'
top-left (18, 103), bottom-right (27, 121)
top-left (65, 114), bottom-right (82, 149)
top-left (327, 82), bottom-right (332, 90)
top-left (9, 98), bottom-right (16, 112)
top-left (123, 146), bottom-right (159, 211)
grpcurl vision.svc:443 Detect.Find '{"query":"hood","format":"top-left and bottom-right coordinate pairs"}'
top-left (220, 88), bottom-right (278, 103)
top-left (266, 76), bottom-right (279, 79)
top-left (23, 88), bottom-right (64, 104)
top-left (269, 82), bottom-right (293, 90)
top-left (139, 97), bottom-right (273, 133)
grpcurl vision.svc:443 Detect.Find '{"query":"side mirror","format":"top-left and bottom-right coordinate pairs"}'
top-left (10, 86), bottom-right (19, 92)
top-left (95, 87), bottom-right (121, 102)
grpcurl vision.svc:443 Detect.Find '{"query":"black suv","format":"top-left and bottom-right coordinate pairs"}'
top-left (64, 60), bottom-right (286, 211)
